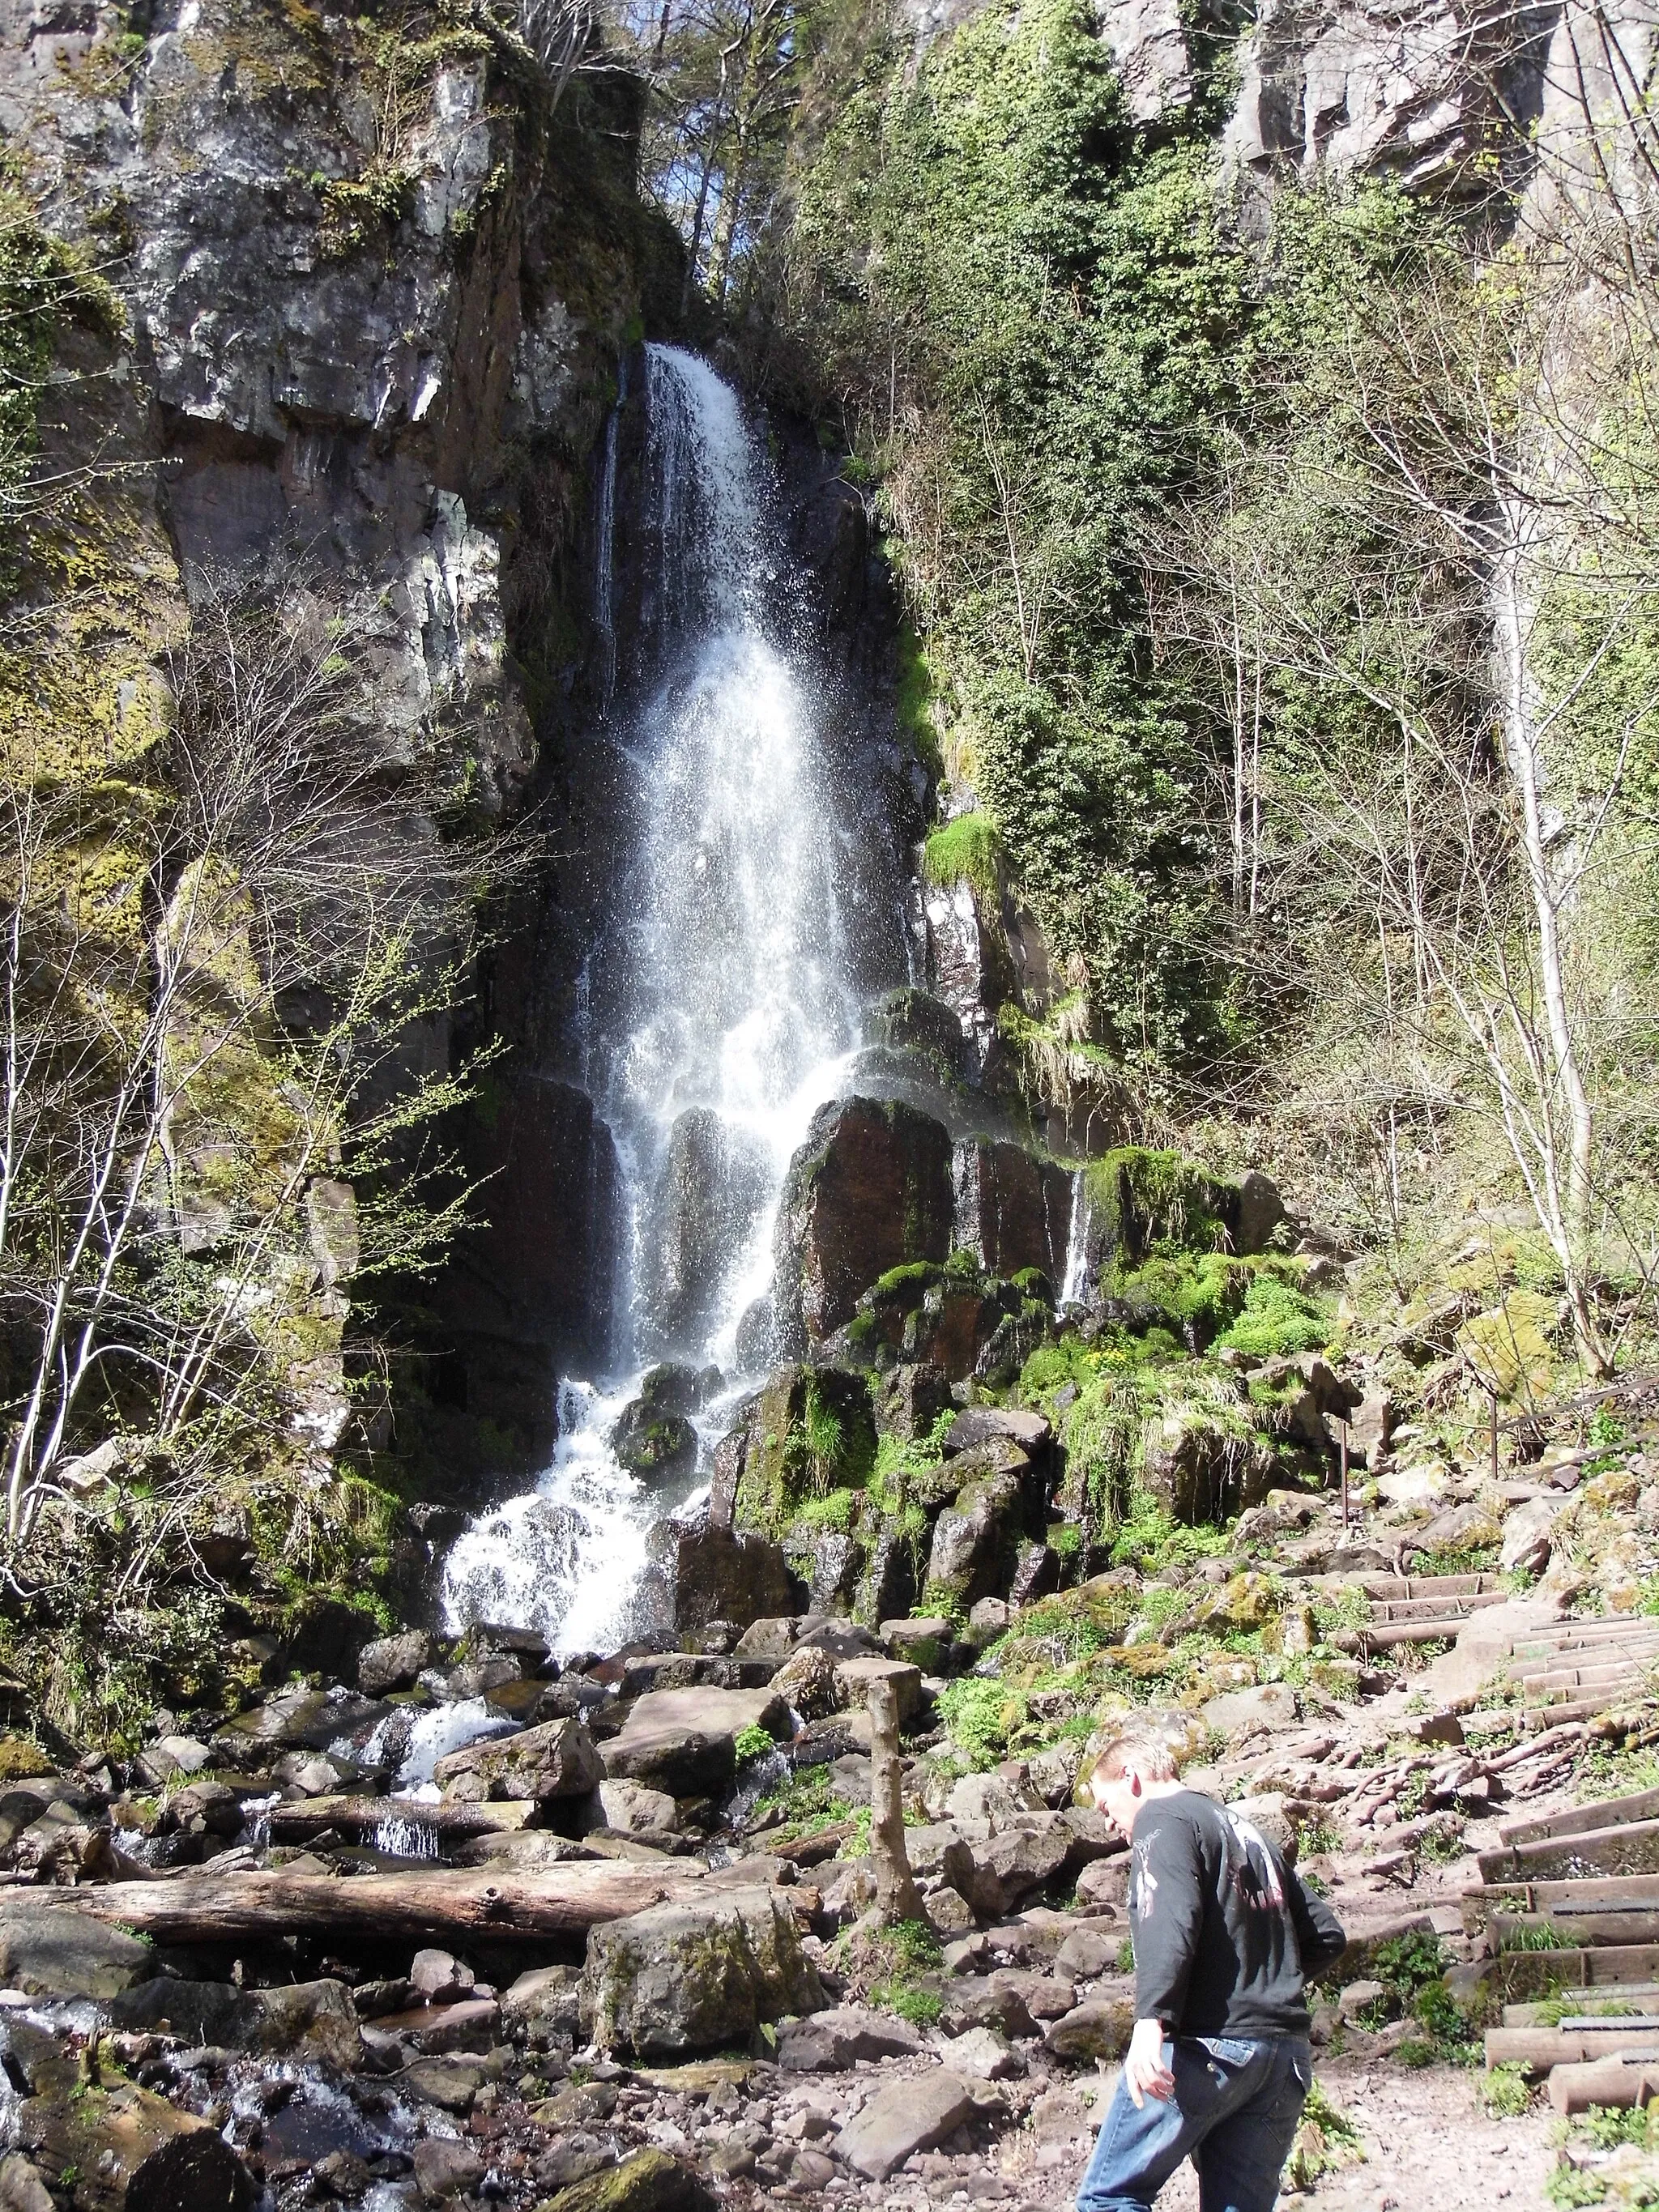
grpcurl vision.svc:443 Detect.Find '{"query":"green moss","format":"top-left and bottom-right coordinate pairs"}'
top-left (1087, 1146), bottom-right (1230, 1271)
top-left (1215, 1267), bottom-right (1331, 1357)
top-left (796, 1485), bottom-right (859, 1531)
top-left (922, 812), bottom-right (1003, 906)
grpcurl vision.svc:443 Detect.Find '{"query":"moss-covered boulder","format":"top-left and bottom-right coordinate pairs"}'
top-left (18, 2076), bottom-right (255, 2212)
top-left (579, 1889), bottom-right (825, 2057)
top-left (1141, 1403), bottom-right (1278, 1525)
top-left (953, 1137), bottom-right (1073, 1281)
top-left (733, 1366), bottom-right (876, 1539)
top-left (927, 1466), bottom-right (1026, 1611)
top-left (774, 1096), bottom-right (953, 1349)
top-left (543, 2150), bottom-right (718, 2212)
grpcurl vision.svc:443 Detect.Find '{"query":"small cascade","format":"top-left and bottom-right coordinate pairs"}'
top-left (1060, 1166), bottom-right (1091, 1306)
top-left (593, 356), bottom-right (627, 714)
top-left (372, 1813), bottom-right (441, 1860)
top-left (441, 341), bottom-right (877, 1656)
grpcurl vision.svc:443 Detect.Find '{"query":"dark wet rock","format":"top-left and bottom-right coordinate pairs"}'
top-left (580, 1888), bottom-right (825, 2057)
top-left (214, 1688), bottom-right (389, 1767)
top-left (855, 1518), bottom-right (919, 1626)
top-left (1236, 1169), bottom-right (1288, 1254)
top-left (874, 1361), bottom-right (956, 1441)
top-left (356, 1630), bottom-right (433, 1697)
top-left (645, 1110), bottom-right (773, 1351)
top-left (648, 1519), bottom-right (801, 1634)
top-left (862, 988), bottom-right (969, 1075)
top-left (612, 1395), bottom-right (698, 1483)
top-left (774, 1096), bottom-right (953, 1349)
top-left (928, 1468), bottom-right (1025, 1610)
top-left (110, 1979), bottom-right (362, 2069)
top-left (1010, 1541), bottom-right (1060, 1605)
top-left (953, 1140), bottom-right (1073, 1281)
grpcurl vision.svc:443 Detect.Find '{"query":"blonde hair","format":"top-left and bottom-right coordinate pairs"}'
top-left (1090, 1734), bottom-right (1181, 1790)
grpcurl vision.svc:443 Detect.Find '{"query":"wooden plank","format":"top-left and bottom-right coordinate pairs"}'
top-left (1372, 1594), bottom-right (1509, 1624)
top-left (1501, 1788), bottom-right (1659, 1849)
top-left (1479, 1819), bottom-right (1659, 1886)
top-left (1487, 1944), bottom-right (1659, 1998)
top-left (1485, 2026), bottom-right (1659, 2071)
top-left (1335, 1621), bottom-right (1469, 1652)
top-left (41, 1863), bottom-right (701, 1945)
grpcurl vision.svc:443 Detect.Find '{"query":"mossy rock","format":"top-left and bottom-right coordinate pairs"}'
top-left (0, 1737), bottom-right (57, 1783)
top-left (613, 1400), bottom-right (698, 1481)
top-left (543, 2148), bottom-right (718, 2212)
top-left (735, 1365), bottom-right (876, 1541)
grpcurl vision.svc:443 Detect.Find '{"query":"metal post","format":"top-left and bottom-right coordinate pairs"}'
top-left (1340, 1425), bottom-right (1350, 1532)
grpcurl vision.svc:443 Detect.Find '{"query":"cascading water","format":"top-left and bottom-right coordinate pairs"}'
top-left (1060, 1167), bottom-right (1091, 1307)
top-left (441, 345), bottom-right (868, 1655)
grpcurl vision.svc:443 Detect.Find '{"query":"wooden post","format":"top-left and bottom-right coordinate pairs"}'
top-left (868, 1678), bottom-right (923, 1926)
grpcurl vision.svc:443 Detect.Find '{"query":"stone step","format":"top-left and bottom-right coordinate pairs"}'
top-left (1478, 1818), bottom-right (1659, 1887)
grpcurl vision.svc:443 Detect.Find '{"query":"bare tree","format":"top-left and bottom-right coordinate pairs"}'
top-left (0, 567), bottom-right (529, 1545)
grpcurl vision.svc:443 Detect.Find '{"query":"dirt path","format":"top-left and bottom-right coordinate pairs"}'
top-left (1013, 2062), bottom-right (1555, 2211)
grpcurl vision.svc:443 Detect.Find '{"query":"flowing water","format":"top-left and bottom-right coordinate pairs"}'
top-left (441, 345), bottom-right (870, 1656)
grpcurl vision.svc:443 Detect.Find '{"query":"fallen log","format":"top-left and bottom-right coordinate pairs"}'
top-left (264, 1798), bottom-right (541, 1845)
top-left (41, 1863), bottom-right (705, 1946)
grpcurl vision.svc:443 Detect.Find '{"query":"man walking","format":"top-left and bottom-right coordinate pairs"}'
top-left (1076, 1733), bottom-right (1347, 2212)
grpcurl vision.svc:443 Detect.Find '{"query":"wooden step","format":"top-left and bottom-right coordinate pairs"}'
top-left (1490, 1942), bottom-right (1659, 1997)
top-left (1371, 1594), bottom-right (1508, 1625)
top-left (1486, 2024), bottom-right (1659, 2072)
top-left (1502, 1788), bottom-right (1659, 1849)
top-left (1334, 1620), bottom-right (1470, 1652)
top-left (1520, 1663), bottom-right (1646, 1695)
top-left (1512, 1622), bottom-right (1659, 1656)
top-left (1503, 1983), bottom-right (1659, 2022)
top-left (1525, 1695), bottom-right (1647, 1727)
top-left (1478, 1817), bottom-right (1659, 1886)
top-left (1462, 1872), bottom-right (1659, 1937)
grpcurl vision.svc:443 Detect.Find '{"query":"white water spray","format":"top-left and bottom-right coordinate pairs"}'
top-left (441, 345), bottom-right (867, 1655)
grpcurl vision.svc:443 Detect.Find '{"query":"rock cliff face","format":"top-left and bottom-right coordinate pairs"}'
top-left (2, 0), bottom-right (688, 1476)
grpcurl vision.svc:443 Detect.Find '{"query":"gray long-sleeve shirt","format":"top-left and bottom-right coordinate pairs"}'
top-left (1127, 1790), bottom-right (1347, 2038)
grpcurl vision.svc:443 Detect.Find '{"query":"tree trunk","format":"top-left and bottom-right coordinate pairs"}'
top-left (59, 1863), bottom-right (693, 1946)
top-left (868, 1678), bottom-right (923, 1925)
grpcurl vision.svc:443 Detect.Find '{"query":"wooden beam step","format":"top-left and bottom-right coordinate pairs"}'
top-left (1491, 1946), bottom-right (1659, 1997)
top-left (1519, 1663), bottom-right (1644, 1695)
top-left (1486, 2025), bottom-right (1659, 2072)
top-left (1503, 1788), bottom-right (1659, 1849)
top-left (1371, 1594), bottom-right (1508, 1623)
top-left (1478, 1818), bottom-right (1659, 1886)
top-left (1334, 1620), bottom-right (1470, 1652)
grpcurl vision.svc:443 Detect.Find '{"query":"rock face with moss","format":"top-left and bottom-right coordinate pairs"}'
top-left (579, 1888), bottom-right (825, 2057)
top-left (774, 1097), bottom-right (955, 1351)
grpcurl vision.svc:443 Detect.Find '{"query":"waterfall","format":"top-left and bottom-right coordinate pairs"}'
top-left (593, 358), bottom-right (626, 713)
top-left (441, 344), bottom-right (868, 1654)
top-left (1060, 1166), bottom-right (1090, 1306)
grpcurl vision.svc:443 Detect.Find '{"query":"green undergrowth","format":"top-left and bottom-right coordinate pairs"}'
top-left (750, 1764), bottom-right (853, 1843)
top-left (922, 812), bottom-right (1003, 906)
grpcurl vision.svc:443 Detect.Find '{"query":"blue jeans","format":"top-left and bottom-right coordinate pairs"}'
top-left (1076, 2035), bottom-right (1312, 2212)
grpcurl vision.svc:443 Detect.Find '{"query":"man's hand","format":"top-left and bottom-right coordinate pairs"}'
top-left (1123, 2017), bottom-right (1175, 2109)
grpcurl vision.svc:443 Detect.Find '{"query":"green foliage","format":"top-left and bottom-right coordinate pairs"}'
top-left (1546, 2171), bottom-right (1610, 2208)
top-left (1218, 1269), bottom-right (1331, 1357)
top-left (1481, 2062), bottom-right (1532, 2118)
top-left (753, 1765), bottom-right (851, 1840)
top-left (923, 812), bottom-right (1002, 905)
top-left (734, 1724), bottom-right (775, 1763)
top-left (936, 1675), bottom-right (1027, 1767)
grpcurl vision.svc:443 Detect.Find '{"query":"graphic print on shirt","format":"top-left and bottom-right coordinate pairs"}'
top-left (1223, 1810), bottom-right (1286, 1915)
top-left (1131, 1832), bottom-right (1160, 1920)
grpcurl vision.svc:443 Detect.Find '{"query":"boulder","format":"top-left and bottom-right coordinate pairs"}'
top-left (834, 2069), bottom-right (978, 2181)
top-left (944, 1406), bottom-right (1052, 1455)
top-left (0, 1907), bottom-right (155, 2000)
top-left (1344, 1388), bottom-right (1394, 1468)
top-left (832, 1656), bottom-right (923, 1724)
top-left (1142, 1408), bottom-right (1277, 1525)
top-left (774, 1096), bottom-right (953, 1349)
top-left (1194, 1572), bottom-right (1282, 1633)
top-left (1409, 1502), bottom-right (1503, 1554)
top-left (612, 1392), bottom-right (698, 1483)
top-left (18, 2079), bottom-right (255, 2212)
top-left (357, 1630), bottom-right (432, 1697)
top-left (602, 1688), bottom-right (789, 1796)
top-left (1201, 1683), bottom-right (1299, 1738)
top-left (768, 1643), bottom-right (842, 1720)
top-left (855, 1519), bottom-right (920, 1627)
top-left (433, 1716), bottom-right (603, 1804)
top-left (1378, 1464), bottom-right (1450, 1507)
top-left (862, 989), bottom-right (969, 1074)
top-left (109, 1978), bottom-right (361, 2068)
top-left (874, 1362), bottom-right (956, 1442)
top-left (1501, 1496), bottom-right (1560, 1575)
top-left (1043, 1994), bottom-right (1137, 2061)
top-left (579, 1888), bottom-right (825, 2057)
top-left (0, 2156), bottom-right (53, 2212)
top-left (501, 1963), bottom-right (582, 2044)
top-left (540, 2150), bottom-right (717, 2212)
top-left (966, 1818), bottom-right (1072, 1916)
top-left (1235, 1170), bottom-right (1287, 1255)
top-left (589, 1779), bottom-right (680, 1835)
top-left (733, 1617), bottom-right (802, 1663)
top-left (882, 1617), bottom-right (951, 1671)
top-left (215, 1686), bottom-right (389, 1763)
top-left (412, 2141), bottom-right (487, 2201)
top-left (776, 2005), bottom-right (927, 2071)
top-left (650, 1520), bottom-right (800, 1634)
top-left (952, 1140), bottom-right (1073, 1281)
top-left (928, 1468), bottom-right (1024, 1610)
